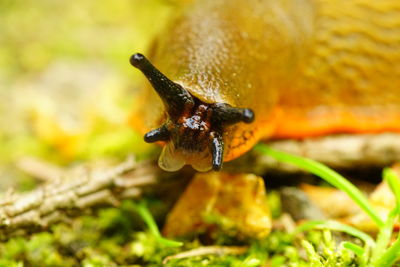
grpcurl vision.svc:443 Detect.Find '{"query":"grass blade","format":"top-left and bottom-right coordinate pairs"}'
top-left (295, 220), bottom-right (375, 247)
top-left (371, 209), bottom-right (397, 264)
top-left (383, 168), bottom-right (400, 211)
top-left (134, 201), bottom-right (183, 247)
top-left (342, 241), bottom-right (369, 266)
top-left (374, 234), bottom-right (400, 267)
top-left (373, 168), bottom-right (400, 266)
top-left (342, 241), bottom-right (365, 258)
top-left (255, 144), bottom-right (384, 227)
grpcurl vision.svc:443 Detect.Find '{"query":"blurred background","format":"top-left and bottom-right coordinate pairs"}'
top-left (0, 0), bottom-right (176, 190)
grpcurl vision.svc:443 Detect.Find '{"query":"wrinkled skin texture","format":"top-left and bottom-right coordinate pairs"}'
top-left (132, 0), bottom-right (400, 171)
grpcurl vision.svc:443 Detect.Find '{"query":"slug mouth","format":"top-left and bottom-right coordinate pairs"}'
top-left (130, 53), bottom-right (254, 171)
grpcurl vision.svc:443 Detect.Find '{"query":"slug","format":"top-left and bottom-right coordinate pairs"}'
top-left (130, 0), bottom-right (400, 172)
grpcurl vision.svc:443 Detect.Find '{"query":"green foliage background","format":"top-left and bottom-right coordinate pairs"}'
top-left (0, 0), bottom-right (173, 187)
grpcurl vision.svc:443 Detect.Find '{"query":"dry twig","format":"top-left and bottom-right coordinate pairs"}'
top-left (16, 156), bottom-right (65, 182)
top-left (0, 156), bottom-right (160, 239)
top-left (260, 133), bottom-right (400, 172)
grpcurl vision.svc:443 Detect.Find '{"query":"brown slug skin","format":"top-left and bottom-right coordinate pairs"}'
top-left (131, 0), bottom-right (400, 171)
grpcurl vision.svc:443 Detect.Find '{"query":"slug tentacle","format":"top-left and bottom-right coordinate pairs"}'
top-left (131, 53), bottom-right (255, 171)
top-left (129, 53), bottom-right (194, 118)
top-left (144, 124), bottom-right (170, 143)
top-left (212, 103), bottom-right (255, 126)
top-left (131, 0), bottom-right (400, 172)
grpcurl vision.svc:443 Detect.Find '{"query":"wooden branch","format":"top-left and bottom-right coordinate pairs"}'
top-left (16, 156), bottom-right (65, 182)
top-left (0, 156), bottom-right (160, 239)
top-left (257, 133), bottom-right (400, 172)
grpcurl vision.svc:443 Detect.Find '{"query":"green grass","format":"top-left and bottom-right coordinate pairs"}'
top-left (0, 145), bottom-right (399, 266)
top-left (129, 144), bottom-right (400, 266)
top-left (255, 144), bottom-right (384, 227)
top-left (133, 201), bottom-right (183, 248)
top-left (255, 144), bottom-right (400, 267)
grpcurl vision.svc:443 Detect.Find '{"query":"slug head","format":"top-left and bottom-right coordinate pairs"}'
top-left (130, 53), bottom-right (254, 171)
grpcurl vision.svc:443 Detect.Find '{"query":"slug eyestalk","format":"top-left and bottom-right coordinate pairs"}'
top-left (130, 53), bottom-right (194, 119)
top-left (130, 53), bottom-right (254, 171)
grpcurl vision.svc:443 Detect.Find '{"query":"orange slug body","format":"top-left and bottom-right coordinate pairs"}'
top-left (131, 0), bottom-right (400, 171)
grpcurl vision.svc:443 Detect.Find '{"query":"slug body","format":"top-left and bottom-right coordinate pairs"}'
top-left (131, 0), bottom-right (400, 171)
